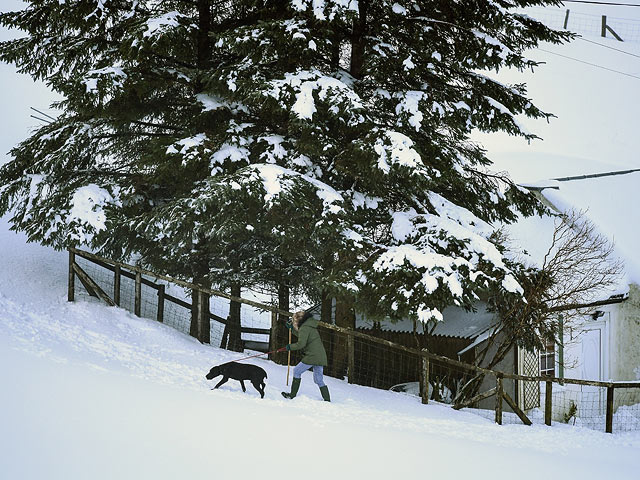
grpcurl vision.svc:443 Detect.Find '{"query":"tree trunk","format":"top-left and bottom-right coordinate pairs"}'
top-left (197, 0), bottom-right (211, 71)
top-left (321, 290), bottom-right (334, 375)
top-left (272, 280), bottom-right (290, 365)
top-left (350, 0), bottom-right (369, 79)
top-left (227, 282), bottom-right (243, 352)
top-left (330, 36), bottom-right (341, 71)
top-left (412, 318), bottom-right (422, 349)
top-left (189, 253), bottom-right (211, 343)
top-left (188, 3), bottom-right (213, 344)
top-left (320, 290), bottom-right (332, 325)
top-left (329, 297), bottom-right (355, 379)
top-left (190, 286), bottom-right (211, 343)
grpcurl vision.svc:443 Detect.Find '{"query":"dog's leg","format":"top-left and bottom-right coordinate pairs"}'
top-left (252, 380), bottom-right (265, 399)
top-left (213, 377), bottom-right (229, 389)
top-left (240, 379), bottom-right (247, 392)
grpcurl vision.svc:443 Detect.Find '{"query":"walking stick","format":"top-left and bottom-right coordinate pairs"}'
top-left (286, 327), bottom-right (292, 386)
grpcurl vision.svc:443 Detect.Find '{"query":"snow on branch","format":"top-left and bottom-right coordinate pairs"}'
top-left (143, 11), bottom-right (190, 40)
top-left (243, 163), bottom-right (343, 212)
top-left (67, 184), bottom-right (121, 244)
top-left (265, 69), bottom-right (363, 122)
top-left (373, 130), bottom-right (425, 174)
top-left (290, 0), bottom-right (359, 22)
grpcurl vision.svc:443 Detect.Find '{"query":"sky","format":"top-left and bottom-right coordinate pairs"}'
top-left (473, 1), bottom-right (640, 181)
top-left (0, 0), bottom-right (61, 167)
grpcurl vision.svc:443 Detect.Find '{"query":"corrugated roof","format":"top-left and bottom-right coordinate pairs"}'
top-left (351, 302), bottom-right (498, 339)
top-left (431, 303), bottom-right (498, 339)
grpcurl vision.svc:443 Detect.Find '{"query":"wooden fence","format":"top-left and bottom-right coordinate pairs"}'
top-left (68, 248), bottom-right (640, 433)
top-left (68, 248), bottom-right (276, 349)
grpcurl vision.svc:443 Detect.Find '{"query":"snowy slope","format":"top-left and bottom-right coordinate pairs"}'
top-left (2, 213), bottom-right (640, 480)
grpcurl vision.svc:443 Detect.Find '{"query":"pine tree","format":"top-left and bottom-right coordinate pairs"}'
top-left (0, 1), bottom-right (571, 339)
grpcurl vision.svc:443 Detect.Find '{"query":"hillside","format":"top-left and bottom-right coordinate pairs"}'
top-left (2, 218), bottom-right (640, 480)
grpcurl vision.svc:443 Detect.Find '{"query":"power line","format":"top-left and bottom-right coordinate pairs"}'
top-left (578, 37), bottom-right (640, 58)
top-left (538, 48), bottom-right (640, 79)
top-left (30, 107), bottom-right (56, 121)
top-left (561, 0), bottom-right (640, 6)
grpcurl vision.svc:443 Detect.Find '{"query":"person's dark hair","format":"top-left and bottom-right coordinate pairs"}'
top-left (301, 310), bottom-right (313, 322)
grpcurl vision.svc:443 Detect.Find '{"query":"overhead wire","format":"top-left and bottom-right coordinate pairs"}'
top-left (577, 36), bottom-right (640, 57)
top-left (537, 48), bottom-right (640, 79)
top-left (416, 10), bottom-right (640, 81)
top-left (560, 0), bottom-right (640, 6)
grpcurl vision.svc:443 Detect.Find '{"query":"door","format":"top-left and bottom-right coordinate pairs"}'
top-left (580, 326), bottom-right (604, 413)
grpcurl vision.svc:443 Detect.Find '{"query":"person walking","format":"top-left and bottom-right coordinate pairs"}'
top-left (279, 310), bottom-right (330, 402)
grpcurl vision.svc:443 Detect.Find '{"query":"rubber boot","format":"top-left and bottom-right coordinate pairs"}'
top-left (281, 377), bottom-right (301, 399)
top-left (319, 385), bottom-right (331, 402)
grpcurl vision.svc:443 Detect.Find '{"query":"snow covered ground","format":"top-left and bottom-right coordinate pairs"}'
top-left (2, 213), bottom-right (640, 480)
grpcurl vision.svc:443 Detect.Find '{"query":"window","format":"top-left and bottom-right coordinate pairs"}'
top-left (539, 339), bottom-right (555, 377)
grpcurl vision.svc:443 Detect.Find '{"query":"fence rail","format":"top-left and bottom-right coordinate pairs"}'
top-left (67, 248), bottom-right (640, 433)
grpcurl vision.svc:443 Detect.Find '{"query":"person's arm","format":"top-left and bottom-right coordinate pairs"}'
top-left (288, 326), bottom-right (309, 351)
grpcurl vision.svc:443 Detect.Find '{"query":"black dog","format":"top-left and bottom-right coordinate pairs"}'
top-left (205, 362), bottom-right (267, 398)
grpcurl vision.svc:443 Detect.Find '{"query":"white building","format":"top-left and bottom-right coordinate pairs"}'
top-left (516, 169), bottom-right (640, 422)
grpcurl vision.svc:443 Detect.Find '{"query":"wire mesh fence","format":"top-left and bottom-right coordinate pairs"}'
top-left (318, 326), bottom-right (422, 388)
top-left (541, 384), bottom-right (640, 432)
top-left (551, 384), bottom-right (606, 430)
top-left (69, 248), bottom-right (640, 434)
top-left (522, 6), bottom-right (640, 43)
top-left (428, 356), bottom-right (472, 404)
top-left (611, 387), bottom-right (640, 432)
top-left (72, 251), bottom-right (271, 350)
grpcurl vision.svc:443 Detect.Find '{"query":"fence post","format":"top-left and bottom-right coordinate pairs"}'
top-left (545, 380), bottom-right (553, 426)
top-left (114, 265), bottom-right (121, 306)
top-left (68, 250), bottom-right (75, 302)
top-left (606, 386), bottom-right (614, 433)
top-left (347, 333), bottom-right (355, 384)
top-left (157, 284), bottom-right (165, 323)
top-left (269, 311), bottom-right (278, 360)
top-left (421, 352), bottom-right (430, 405)
top-left (134, 271), bottom-right (142, 317)
top-left (563, 9), bottom-right (570, 29)
top-left (495, 373), bottom-right (504, 425)
top-left (602, 15), bottom-right (623, 41)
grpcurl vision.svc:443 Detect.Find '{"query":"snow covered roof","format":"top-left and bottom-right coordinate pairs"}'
top-left (539, 169), bottom-right (640, 287)
top-left (431, 304), bottom-right (498, 339)
top-left (353, 302), bottom-right (498, 339)
top-left (498, 167), bottom-right (639, 301)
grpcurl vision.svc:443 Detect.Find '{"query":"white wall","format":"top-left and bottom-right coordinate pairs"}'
top-left (611, 284), bottom-right (640, 381)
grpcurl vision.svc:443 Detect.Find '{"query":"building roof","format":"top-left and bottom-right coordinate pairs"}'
top-left (353, 302), bottom-right (498, 340)
top-left (539, 169), bottom-right (640, 287)
top-left (431, 304), bottom-right (498, 339)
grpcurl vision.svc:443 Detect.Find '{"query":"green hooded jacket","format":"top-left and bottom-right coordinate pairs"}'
top-left (289, 318), bottom-right (328, 366)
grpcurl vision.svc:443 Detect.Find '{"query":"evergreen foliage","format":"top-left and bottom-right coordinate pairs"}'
top-left (0, 1), bottom-right (571, 324)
